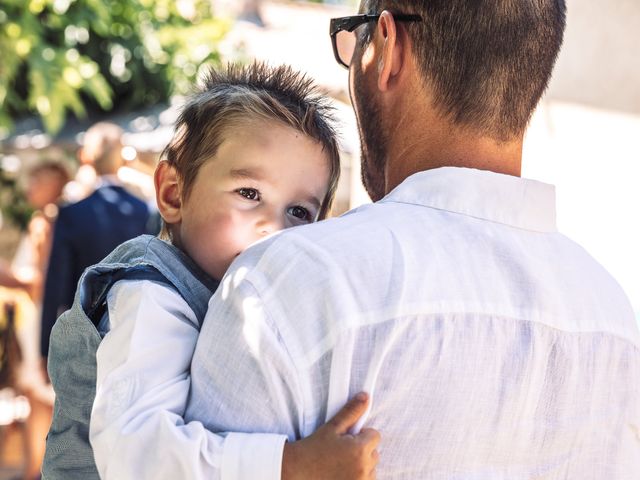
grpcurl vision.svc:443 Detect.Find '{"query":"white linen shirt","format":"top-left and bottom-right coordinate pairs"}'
top-left (186, 167), bottom-right (640, 479)
top-left (90, 280), bottom-right (286, 480)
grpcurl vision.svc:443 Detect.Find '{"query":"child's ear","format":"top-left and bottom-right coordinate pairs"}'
top-left (154, 161), bottom-right (182, 224)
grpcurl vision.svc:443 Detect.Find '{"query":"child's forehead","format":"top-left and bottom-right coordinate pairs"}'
top-left (215, 119), bottom-right (313, 157)
top-left (218, 116), bottom-right (296, 140)
top-left (197, 121), bottom-right (327, 181)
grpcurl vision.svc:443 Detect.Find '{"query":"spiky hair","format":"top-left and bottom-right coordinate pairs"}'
top-left (161, 62), bottom-right (340, 219)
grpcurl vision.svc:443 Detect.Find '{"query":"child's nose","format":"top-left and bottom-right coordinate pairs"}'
top-left (256, 212), bottom-right (284, 236)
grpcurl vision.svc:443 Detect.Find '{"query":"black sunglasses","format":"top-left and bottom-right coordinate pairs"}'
top-left (330, 14), bottom-right (422, 69)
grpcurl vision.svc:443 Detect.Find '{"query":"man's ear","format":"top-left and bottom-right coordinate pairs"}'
top-left (154, 161), bottom-right (182, 224)
top-left (377, 10), bottom-right (403, 92)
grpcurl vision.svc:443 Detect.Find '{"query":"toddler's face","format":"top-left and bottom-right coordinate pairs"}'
top-left (176, 121), bottom-right (331, 280)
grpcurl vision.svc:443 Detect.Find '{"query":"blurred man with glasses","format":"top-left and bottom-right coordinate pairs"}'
top-left (186, 1), bottom-right (640, 478)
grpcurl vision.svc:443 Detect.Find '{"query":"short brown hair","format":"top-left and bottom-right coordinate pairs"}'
top-left (363, 0), bottom-right (566, 140)
top-left (28, 161), bottom-right (70, 185)
top-left (82, 122), bottom-right (124, 175)
top-left (161, 62), bottom-right (341, 223)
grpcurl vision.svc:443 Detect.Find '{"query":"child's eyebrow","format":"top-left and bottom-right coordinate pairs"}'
top-left (229, 168), bottom-right (265, 181)
top-left (307, 196), bottom-right (322, 209)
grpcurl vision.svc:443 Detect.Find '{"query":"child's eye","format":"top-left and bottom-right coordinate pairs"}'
top-left (288, 206), bottom-right (310, 221)
top-left (237, 188), bottom-right (260, 201)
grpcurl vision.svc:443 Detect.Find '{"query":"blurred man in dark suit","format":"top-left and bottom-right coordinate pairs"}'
top-left (40, 122), bottom-right (149, 358)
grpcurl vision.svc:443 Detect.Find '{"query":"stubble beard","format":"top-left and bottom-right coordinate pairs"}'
top-left (353, 69), bottom-right (388, 202)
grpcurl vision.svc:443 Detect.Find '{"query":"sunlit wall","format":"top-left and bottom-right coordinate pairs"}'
top-left (522, 0), bottom-right (640, 323)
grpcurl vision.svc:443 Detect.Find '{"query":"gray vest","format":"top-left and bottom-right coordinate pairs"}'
top-left (42, 235), bottom-right (218, 480)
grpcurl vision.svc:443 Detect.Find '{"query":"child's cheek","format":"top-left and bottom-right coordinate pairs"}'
top-left (212, 209), bottom-right (250, 258)
top-left (225, 209), bottom-right (256, 251)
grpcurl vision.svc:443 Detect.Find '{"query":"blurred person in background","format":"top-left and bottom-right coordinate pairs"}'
top-left (71, 122), bottom-right (155, 206)
top-left (1, 161), bottom-right (69, 480)
top-left (0, 261), bottom-right (29, 290)
top-left (11, 162), bottom-right (70, 302)
top-left (40, 122), bottom-right (150, 362)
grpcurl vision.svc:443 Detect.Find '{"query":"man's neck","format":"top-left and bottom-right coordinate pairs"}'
top-left (384, 115), bottom-right (523, 194)
top-left (96, 173), bottom-right (122, 188)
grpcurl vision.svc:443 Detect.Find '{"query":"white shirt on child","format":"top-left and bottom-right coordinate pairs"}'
top-left (185, 167), bottom-right (640, 479)
top-left (90, 279), bottom-right (286, 479)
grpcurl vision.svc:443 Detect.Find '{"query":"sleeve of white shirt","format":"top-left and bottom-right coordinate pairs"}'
top-left (90, 279), bottom-right (286, 480)
top-left (187, 272), bottom-right (309, 474)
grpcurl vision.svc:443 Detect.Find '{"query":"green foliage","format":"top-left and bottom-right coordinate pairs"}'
top-left (0, 170), bottom-right (32, 231)
top-left (0, 0), bottom-right (229, 136)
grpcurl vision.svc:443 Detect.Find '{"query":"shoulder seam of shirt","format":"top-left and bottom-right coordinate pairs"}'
top-left (111, 278), bottom-right (199, 330)
top-left (287, 309), bottom-right (640, 369)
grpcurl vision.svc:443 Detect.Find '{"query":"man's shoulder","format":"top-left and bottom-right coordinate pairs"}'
top-left (221, 203), bottom-right (398, 310)
top-left (55, 198), bottom-right (88, 228)
top-left (97, 185), bottom-right (149, 211)
top-left (555, 234), bottom-right (637, 337)
top-left (283, 202), bottom-right (386, 246)
top-left (66, 185), bottom-right (148, 208)
top-left (58, 189), bottom-right (106, 215)
top-left (240, 203), bottom-right (381, 267)
top-left (107, 184), bottom-right (148, 204)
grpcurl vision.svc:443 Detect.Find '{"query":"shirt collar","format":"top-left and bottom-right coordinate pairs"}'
top-left (96, 174), bottom-right (122, 189)
top-left (382, 167), bottom-right (557, 232)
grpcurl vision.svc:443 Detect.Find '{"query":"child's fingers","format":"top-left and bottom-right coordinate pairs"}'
top-left (357, 427), bottom-right (381, 451)
top-left (367, 450), bottom-right (380, 479)
top-left (325, 392), bottom-right (370, 435)
top-left (371, 449), bottom-right (380, 464)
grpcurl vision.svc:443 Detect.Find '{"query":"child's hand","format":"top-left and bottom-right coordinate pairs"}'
top-left (282, 392), bottom-right (380, 480)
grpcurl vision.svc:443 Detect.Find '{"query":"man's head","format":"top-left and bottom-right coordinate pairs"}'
top-left (339, 0), bottom-right (566, 200)
top-left (26, 162), bottom-right (70, 209)
top-left (155, 62), bottom-right (341, 279)
top-left (79, 122), bottom-right (125, 176)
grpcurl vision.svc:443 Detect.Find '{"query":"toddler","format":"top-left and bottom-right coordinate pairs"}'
top-left (43, 63), bottom-right (379, 480)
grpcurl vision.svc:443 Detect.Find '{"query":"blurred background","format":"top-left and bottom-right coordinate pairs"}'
top-left (0, 0), bottom-right (638, 477)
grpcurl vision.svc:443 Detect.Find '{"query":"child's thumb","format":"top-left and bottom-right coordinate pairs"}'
top-left (325, 392), bottom-right (369, 435)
